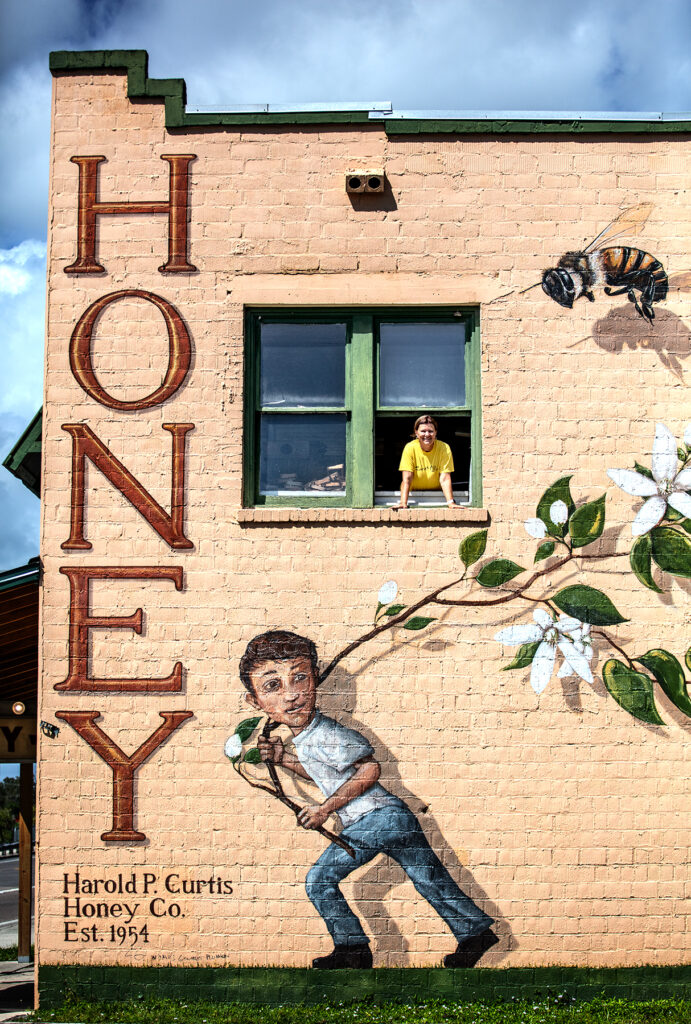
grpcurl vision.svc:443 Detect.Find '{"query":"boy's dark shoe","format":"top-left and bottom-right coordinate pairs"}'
top-left (443, 927), bottom-right (499, 968)
top-left (312, 944), bottom-right (373, 969)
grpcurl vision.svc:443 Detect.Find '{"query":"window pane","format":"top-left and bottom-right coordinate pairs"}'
top-left (379, 322), bottom-right (465, 407)
top-left (259, 415), bottom-right (347, 496)
top-left (260, 322), bottom-right (346, 407)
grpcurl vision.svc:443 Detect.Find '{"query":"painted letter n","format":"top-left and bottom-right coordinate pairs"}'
top-left (61, 423), bottom-right (194, 551)
top-left (65, 155), bottom-right (197, 274)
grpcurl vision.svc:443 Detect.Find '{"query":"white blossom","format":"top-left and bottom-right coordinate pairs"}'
top-left (524, 518), bottom-right (548, 539)
top-left (549, 500), bottom-right (569, 525)
top-left (224, 734), bottom-right (243, 759)
top-left (495, 609), bottom-right (594, 694)
top-left (607, 423), bottom-right (691, 536)
top-left (377, 580), bottom-right (398, 605)
top-left (557, 622), bottom-right (594, 681)
top-left (685, 424), bottom-right (691, 447)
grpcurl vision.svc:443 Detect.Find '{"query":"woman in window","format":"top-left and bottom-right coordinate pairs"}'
top-left (394, 415), bottom-right (458, 509)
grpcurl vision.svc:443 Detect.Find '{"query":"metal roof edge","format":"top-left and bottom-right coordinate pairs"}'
top-left (49, 51), bottom-right (691, 134)
top-left (0, 558), bottom-right (40, 593)
top-left (3, 408), bottom-right (42, 499)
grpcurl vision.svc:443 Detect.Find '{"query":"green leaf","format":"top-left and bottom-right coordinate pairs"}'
top-left (629, 534), bottom-right (662, 593)
top-left (569, 494), bottom-right (606, 548)
top-left (243, 747), bottom-right (262, 764)
top-left (476, 559), bottom-right (525, 588)
top-left (665, 507), bottom-right (684, 522)
top-left (634, 461), bottom-right (654, 480)
top-left (650, 526), bottom-right (691, 579)
top-left (459, 530), bottom-right (488, 569)
top-left (384, 604), bottom-right (407, 616)
top-left (686, 647), bottom-right (691, 674)
top-left (536, 476), bottom-right (575, 537)
top-left (680, 519), bottom-right (691, 535)
top-left (678, 446), bottom-right (687, 462)
top-left (553, 585), bottom-right (628, 626)
top-left (402, 616), bottom-right (436, 631)
top-left (502, 641), bottom-right (542, 671)
top-left (235, 717), bottom-right (262, 742)
top-left (534, 541), bottom-right (555, 563)
top-left (602, 659), bottom-right (664, 725)
top-left (637, 649), bottom-right (691, 718)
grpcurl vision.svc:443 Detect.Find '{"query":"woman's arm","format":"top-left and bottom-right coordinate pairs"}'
top-left (297, 757), bottom-right (381, 829)
top-left (395, 470), bottom-right (413, 509)
top-left (439, 471), bottom-right (458, 506)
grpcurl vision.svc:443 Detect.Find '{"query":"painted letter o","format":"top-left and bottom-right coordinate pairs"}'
top-left (69, 289), bottom-right (191, 410)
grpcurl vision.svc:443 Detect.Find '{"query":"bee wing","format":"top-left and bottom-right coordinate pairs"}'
top-left (584, 203), bottom-right (654, 252)
top-left (667, 270), bottom-right (691, 291)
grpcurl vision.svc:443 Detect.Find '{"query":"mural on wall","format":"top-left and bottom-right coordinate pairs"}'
top-left (226, 631), bottom-right (496, 969)
top-left (540, 203), bottom-right (668, 323)
top-left (494, 205), bottom-right (677, 324)
top-left (226, 421), bottom-right (690, 965)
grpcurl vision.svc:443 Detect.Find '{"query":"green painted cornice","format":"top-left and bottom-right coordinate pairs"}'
top-left (49, 50), bottom-right (372, 128)
top-left (50, 50), bottom-right (691, 135)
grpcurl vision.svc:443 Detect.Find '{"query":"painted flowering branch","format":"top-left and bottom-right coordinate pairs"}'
top-left (320, 422), bottom-right (691, 726)
top-left (226, 420), bottom-right (691, 840)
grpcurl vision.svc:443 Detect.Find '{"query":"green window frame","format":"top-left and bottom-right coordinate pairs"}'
top-left (243, 308), bottom-right (482, 508)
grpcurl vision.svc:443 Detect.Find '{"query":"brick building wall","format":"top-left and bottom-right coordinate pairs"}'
top-left (37, 53), bottom-right (690, 976)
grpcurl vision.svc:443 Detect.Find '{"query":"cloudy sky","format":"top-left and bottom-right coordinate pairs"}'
top-left (2, 0), bottom-right (691, 572)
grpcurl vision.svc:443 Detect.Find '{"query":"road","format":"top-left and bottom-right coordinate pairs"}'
top-left (0, 858), bottom-right (34, 948)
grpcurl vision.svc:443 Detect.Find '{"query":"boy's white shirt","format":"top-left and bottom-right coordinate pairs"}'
top-left (291, 710), bottom-right (399, 827)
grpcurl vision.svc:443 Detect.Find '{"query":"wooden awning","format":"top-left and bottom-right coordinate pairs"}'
top-left (0, 561), bottom-right (40, 707)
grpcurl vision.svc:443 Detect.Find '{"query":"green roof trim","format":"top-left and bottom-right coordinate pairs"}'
top-left (49, 50), bottom-right (372, 128)
top-left (3, 408), bottom-right (42, 499)
top-left (0, 558), bottom-right (40, 593)
top-left (382, 117), bottom-right (691, 134)
top-left (50, 50), bottom-right (691, 134)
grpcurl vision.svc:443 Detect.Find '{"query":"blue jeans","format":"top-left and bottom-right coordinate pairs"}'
top-left (305, 802), bottom-right (493, 947)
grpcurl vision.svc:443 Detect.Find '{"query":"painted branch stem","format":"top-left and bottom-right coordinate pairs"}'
top-left (594, 629), bottom-right (636, 669)
top-left (319, 547), bottom-right (629, 685)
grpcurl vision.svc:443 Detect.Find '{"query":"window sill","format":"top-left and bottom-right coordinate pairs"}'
top-left (236, 507), bottom-right (490, 525)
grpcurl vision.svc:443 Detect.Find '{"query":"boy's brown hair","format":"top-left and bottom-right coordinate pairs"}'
top-left (239, 630), bottom-right (319, 691)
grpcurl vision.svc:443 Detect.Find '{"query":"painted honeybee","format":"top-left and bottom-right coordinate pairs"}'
top-left (541, 203), bottom-right (666, 323)
top-left (495, 204), bottom-right (673, 324)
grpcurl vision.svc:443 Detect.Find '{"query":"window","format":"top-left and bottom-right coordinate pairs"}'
top-left (243, 310), bottom-right (481, 508)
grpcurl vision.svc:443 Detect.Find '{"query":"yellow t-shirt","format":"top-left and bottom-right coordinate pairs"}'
top-left (398, 439), bottom-right (454, 490)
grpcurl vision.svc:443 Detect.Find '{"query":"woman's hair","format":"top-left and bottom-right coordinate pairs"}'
top-left (239, 630), bottom-right (318, 690)
top-left (413, 414), bottom-right (438, 434)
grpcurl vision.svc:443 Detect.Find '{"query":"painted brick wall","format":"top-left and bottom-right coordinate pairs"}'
top-left (37, 64), bottom-right (690, 973)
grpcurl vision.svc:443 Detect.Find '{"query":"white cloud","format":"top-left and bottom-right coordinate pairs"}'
top-left (0, 241), bottom-right (44, 570)
top-left (0, 241), bottom-right (46, 415)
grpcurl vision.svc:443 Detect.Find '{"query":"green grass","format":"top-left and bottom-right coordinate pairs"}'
top-left (0, 943), bottom-right (33, 961)
top-left (31, 995), bottom-right (691, 1023)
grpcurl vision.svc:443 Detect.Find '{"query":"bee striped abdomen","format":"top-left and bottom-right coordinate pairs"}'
top-left (601, 246), bottom-right (668, 301)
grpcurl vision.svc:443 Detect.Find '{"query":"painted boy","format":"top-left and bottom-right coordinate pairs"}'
top-left (239, 629), bottom-right (497, 968)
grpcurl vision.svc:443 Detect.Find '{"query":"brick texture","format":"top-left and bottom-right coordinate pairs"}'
top-left (37, 69), bottom-right (691, 974)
